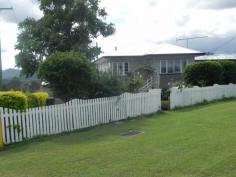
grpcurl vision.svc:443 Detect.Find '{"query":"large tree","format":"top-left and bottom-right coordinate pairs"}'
top-left (16, 0), bottom-right (115, 76)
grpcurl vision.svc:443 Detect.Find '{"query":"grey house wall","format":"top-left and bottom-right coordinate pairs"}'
top-left (95, 54), bottom-right (196, 88)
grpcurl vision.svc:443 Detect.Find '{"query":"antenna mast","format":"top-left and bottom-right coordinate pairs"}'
top-left (176, 36), bottom-right (208, 48)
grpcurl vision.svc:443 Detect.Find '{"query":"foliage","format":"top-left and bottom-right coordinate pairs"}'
top-left (125, 73), bottom-right (144, 93)
top-left (183, 61), bottom-right (223, 87)
top-left (27, 93), bottom-right (39, 108)
top-left (88, 71), bottom-right (145, 98)
top-left (0, 91), bottom-right (48, 110)
top-left (27, 92), bottom-right (49, 108)
top-left (38, 51), bottom-right (95, 100)
top-left (161, 88), bottom-right (170, 101)
top-left (15, 18), bottom-right (44, 76)
top-left (135, 65), bottom-right (155, 79)
top-left (89, 73), bottom-right (123, 98)
top-left (15, 0), bottom-right (115, 76)
top-left (33, 92), bottom-right (49, 107)
top-left (0, 91), bottom-right (28, 111)
top-left (219, 61), bottom-right (236, 84)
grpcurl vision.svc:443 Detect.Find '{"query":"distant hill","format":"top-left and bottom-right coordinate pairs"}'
top-left (2, 68), bottom-right (20, 80)
top-left (2, 68), bottom-right (38, 83)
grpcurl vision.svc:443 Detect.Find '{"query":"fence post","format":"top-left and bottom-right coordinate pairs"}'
top-left (0, 119), bottom-right (3, 149)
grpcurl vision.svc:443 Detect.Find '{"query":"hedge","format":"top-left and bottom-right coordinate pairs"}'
top-left (0, 91), bottom-right (28, 111)
top-left (183, 61), bottom-right (223, 87)
top-left (28, 92), bottom-right (49, 108)
top-left (0, 91), bottom-right (49, 111)
top-left (219, 61), bottom-right (236, 84)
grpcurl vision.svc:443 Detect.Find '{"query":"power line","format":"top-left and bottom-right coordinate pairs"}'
top-left (0, 7), bottom-right (12, 10)
top-left (7, 0), bottom-right (18, 22)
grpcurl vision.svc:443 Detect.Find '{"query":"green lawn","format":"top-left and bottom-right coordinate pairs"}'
top-left (0, 100), bottom-right (236, 177)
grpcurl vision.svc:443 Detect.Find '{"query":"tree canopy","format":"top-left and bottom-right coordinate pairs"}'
top-left (16, 0), bottom-right (115, 76)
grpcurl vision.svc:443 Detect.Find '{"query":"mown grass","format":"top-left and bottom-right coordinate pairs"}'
top-left (0, 100), bottom-right (236, 177)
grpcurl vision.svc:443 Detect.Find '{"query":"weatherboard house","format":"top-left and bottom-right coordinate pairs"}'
top-left (95, 43), bottom-right (205, 88)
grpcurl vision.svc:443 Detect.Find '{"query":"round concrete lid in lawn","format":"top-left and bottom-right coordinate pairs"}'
top-left (120, 130), bottom-right (144, 137)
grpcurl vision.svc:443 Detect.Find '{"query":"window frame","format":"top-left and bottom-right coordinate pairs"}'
top-left (112, 62), bottom-right (129, 76)
top-left (160, 60), bottom-right (168, 74)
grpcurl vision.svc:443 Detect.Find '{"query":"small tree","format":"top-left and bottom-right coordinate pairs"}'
top-left (38, 51), bottom-right (95, 100)
top-left (183, 61), bottom-right (223, 87)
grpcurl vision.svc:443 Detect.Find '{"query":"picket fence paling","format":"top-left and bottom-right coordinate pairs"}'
top-left (0, 89), bottom-right (161, 145)
top-left (170, 84), bottom-right (236, 109)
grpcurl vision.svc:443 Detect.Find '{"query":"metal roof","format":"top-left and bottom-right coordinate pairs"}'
top-left (100, 43), bottom-right (204, 58)
top-left (195, 54), bottom-right (236, 61)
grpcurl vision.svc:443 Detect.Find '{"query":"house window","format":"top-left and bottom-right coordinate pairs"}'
top-left (161, 60), bottom-right (167, 74)
top-left (161, 59), bottom-right (190, 74)
top-left (168, 60), bottom-right (174, 74)
top-left (174, 60), bottom-right (181, 73)
top-left (112, 62), bottom-right (129, 76)
top-left (125, 63), bottom-right (129, 74)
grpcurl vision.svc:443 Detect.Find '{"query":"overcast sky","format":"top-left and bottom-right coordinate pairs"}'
top-left (1, 0), bottom-right (236, 69)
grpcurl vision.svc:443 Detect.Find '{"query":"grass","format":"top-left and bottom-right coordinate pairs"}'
top-left (0, 100), bottom-right (236, 177)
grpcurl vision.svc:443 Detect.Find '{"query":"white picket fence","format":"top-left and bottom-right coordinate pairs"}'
top-left (0, 89), bottom-right (161, 145)
top-left (170, 84), bottom-right (236, 109)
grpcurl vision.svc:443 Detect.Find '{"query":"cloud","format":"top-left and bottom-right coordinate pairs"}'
top-left (176, 15), bottom-right (190, 26)
top-left (0, 22), bottom-right (18, 69)
top-left (188, 0), bottom-right (236, 10)
top-left (0, 0), bottom-right (42, 23)
top-left (167, 30), bottom-right (236, 54)
top-left (1, 0), bottom-right (236, 69)
top-left (148, 0), bottom-right (158, 7)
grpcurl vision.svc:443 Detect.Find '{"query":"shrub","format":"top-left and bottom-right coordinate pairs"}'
top-left (27, 93), bottom-right (39, 108)
top-left (135, 64), bottom-right (155, 80)
top-left (125, 73), bottom-right (144, 93)
top-left (33, 92), bottom-right (49, 106)
top-left (219, 61), bottom-right (236, 84)
top-left (183, 61), bottom-right (223, 87)
top-left (161, 88), bottom-right (170, 101)
top-left (27, 92), bottom-right (49, 108)
top-left (89, 73), bottom-right (123, 98)
top-left (0, 91), bottom-right (28, 111)
top-left (38, 51), bottom-right (95, 100)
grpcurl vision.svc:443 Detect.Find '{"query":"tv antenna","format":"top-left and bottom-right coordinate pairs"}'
top-left (176, 36), bottom-right (208, 48)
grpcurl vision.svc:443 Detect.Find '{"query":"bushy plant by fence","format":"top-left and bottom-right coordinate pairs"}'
top-left (219, 61), bottom-right (236, 84)
top-left (0, 91), bottom-right (28, 111)
top-left (27, 92), bottom-right (49, 108)
top-left (0, 91), bottom-right (48, 110)
top-left (0, 89), bottom-right (161, 145)
top-left (183, 61), bottom-right (223, 87)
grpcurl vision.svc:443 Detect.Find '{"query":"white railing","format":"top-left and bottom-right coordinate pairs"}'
top-left (170, 84), bottom-right (236, 109)
top-left (139, 77), bottom-right (153, 92)
top-left (0, 89), bottom-right (161, 145)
